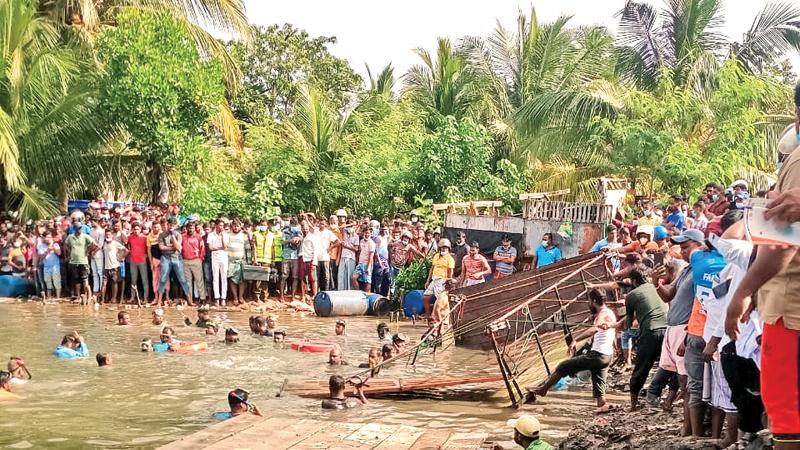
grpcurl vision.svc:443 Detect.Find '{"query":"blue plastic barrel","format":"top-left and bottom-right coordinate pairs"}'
top-left (0, 276), bottom-right (33, 297)
top-left (402, 290), bottom-right (426, 318)
top-left (314, 290), bottom-right (369, 317)
top-left (366, 293), bottom-right (391, 316)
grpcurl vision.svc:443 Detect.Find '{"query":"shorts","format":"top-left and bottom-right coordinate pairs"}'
top-left (353, 263), bottom-right (371, 283)
top-left (620, 328), bottom-right (639, 350)
top-left (761, 319), bottom-right (800, 442)
top-left (103, 267), bottom-right (120, 283)
top-left (281, 259), bottom-right (299, 280)
top-left (703, 359), bottom-right (736, 413)
top-left (659, 325), bottom-right (687, 376)
top-left (424, 277), bottom-right (446, 298)
top-left (69, 263), bottom-right (89, 282)
top-left (44, 270), bottom-right (61, 290)
top-left (298, 258), bottom-right (315, 284)
top-left (493, 271), bottom-right (510, 280)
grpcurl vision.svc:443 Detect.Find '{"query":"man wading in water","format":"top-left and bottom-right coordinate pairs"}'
top-left (321, 375), bottom-right (367, 409)
top-left (526, 289), bottom-right (617, 413)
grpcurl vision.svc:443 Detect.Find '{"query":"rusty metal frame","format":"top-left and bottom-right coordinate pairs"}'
top-left (484, 253), bottom-right (614, 407)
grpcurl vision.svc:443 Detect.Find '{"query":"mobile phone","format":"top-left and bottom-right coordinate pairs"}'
top-left (653, 252), bottom-right (665, 267)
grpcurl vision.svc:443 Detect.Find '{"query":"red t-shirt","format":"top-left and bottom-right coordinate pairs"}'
top-left (127, 234), bottom-right (148, 264)
top-left (181, 233), bottom-right (205, 261)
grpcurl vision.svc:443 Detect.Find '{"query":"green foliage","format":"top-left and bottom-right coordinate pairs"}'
top-left (411, 116), bottom-right (527, 210)
top-left (394, 257), bottom-right (432, 294)
top-left (96, 8), bottom-right (225, 202)
top-left (229, 24), bottom-right (362, 123)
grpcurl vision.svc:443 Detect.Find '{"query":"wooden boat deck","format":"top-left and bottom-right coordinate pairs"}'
top-left (287, 375), bottom-right (503, 398)
top-left (157, 415), bottom-right (491, 450)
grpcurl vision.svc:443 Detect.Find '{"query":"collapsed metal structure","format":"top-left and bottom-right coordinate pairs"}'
top-left (452, 252), bottom-right (617, 407)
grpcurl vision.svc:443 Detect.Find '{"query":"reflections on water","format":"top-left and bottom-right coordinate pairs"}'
top-left (0, 303), bottom-right (583, 449)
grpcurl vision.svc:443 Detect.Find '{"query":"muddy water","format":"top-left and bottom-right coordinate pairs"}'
top-left (0, 302), bottom-right (597, 449)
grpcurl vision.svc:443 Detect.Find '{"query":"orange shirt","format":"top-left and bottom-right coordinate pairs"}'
top-left (328, 225), bottom-right (342, 262)
top-left (686, 299), bottom-right (707, 337)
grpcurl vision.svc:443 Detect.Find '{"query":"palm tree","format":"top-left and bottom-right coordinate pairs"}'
top-left (616, 0), bottom-right (800, 91)
top-left (468, 8), bottom-right (620, 169)
top-left (0, 0), bottom-right (108, 219)
top-left (403, 38), bottom-right (486, 129)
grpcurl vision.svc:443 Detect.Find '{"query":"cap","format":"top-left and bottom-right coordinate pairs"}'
top-left (509, 415), bottom-right (541, 438)
top-left (670, 228), bottom-right (705, 244)
top-left (635, 225), bottom-right (654, 237)
top-left (653, 225), bottom-right (668, 241)
top-left (731, 179), bottom-right (748, 190)
top-left (778, 124), bottom-right (799, 155)
top-left (335, 319), bottom-right (347, 326)
top-left (392, 333), bottom-right (407, 342)
top-left (438, 238), bottom-right (451, 248)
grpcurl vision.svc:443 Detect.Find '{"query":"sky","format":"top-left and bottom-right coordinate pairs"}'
top-left (242, 0), bottom-right (800, 81)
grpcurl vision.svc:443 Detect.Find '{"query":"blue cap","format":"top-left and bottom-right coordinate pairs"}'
top-left (671, 229), bottom-right (704, 244)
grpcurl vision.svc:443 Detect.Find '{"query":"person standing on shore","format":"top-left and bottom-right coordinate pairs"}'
top-left (157, 218), bottom-right (192, 306)
top-left (459, 242), bottom-right (491, 287)
top-left (206, 220), bottom-right (229, 306)
top-left (493, 235), bottom-right (517, 279)
top-left (226, 220), bottom-right (247, 306)
top-left (338, 223), bottom-right (359, 291)
top-left (127, 223), bottom-right (149, 303)
top-left (181, 221), bottom-right (206, 306)
top-left (64, 223), bottom-right (96, 304)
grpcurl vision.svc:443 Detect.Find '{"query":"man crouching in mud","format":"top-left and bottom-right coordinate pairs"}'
top-left (525, 289), bottom-right (617, 413)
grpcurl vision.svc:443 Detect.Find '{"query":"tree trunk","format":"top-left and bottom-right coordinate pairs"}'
top-left (151, 163), bottom-right (170, 206)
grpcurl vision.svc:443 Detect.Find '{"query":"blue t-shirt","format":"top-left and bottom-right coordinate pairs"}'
top-left (535, 245), bottom-right (561, 268)
top-left (493, 246), bottom-right (517, 274)
top-left (54, 343), bottom-right (89, 359)
top-left (590, 239), bottom-right (608, 252)
top-left (690, 249), bottom-right (726, 308)
top-left (212, 412), bottom-right (233, 421)
top-left (68, 224), bottom-right (91, 236)
top-left (666, 211), bottom-right (686, 231)
top-left (38, 243), bottom-right (61, 272)
top-left (281, 227), bottom-right (302, 260)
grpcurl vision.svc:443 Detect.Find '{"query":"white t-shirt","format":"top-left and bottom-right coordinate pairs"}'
top-left (591, 306), bottom-right (616, 356)
top-left (103, 240), bottom-right (126, 269)
top-left (316, 229), bottom-right (338, 263)
top-left (207, 231), bottom-right (229, 257)
top-left (300, 233), bottom-right (319, 263)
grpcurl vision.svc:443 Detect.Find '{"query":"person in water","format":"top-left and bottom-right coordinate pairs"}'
top-left (205, 322), bottom-right (219, 335)
top-left (0, 371), bottom-right (22, 400)
top-left (266, 315), bottom-right (278, 334)
top-left (213, 388), bottom-right (263, 420)
top-left (377, 322), bottom-right (391, 342)
top-left (329, 346), bottom-right (348, 365)
top-left (508, 415), bottom-right (553, 450)
top-left (7, 358), bottom-right (30, 385)
top-left (153, 326), bottom-right (179, 352)
top-left (225, 328), bottom-right (239, 344)
top-left (117, 311), bottom-right (131, 326)
top-left (321, 375), bottom-right (367, 409)
top-left (194, 305), bottom-right (212, 328)
top-left (381, 344), bottom-right (394, 361)
top-left (54, 330), bottom-right (89, 359)
top-left (273, 330), bottom-right (286, 343)
top-left (391, 333), bottom-right (407, 354)
top-left (96, 353), bottom-right (112, 367)
top-left (152, 308), bottom-right (165, 326)
top-left (357, 348), bottom-right (382, 376)
top-left (335, 319), bottom-right (347, 336)
top-left (140, 338), bottom-right (153, 352)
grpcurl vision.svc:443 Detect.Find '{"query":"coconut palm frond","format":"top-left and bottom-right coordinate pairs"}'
top-left (212, 98), bottom-right (242, 150)
top-left (737, 2), bottom-right (800, 73)
top-left (15, 184), bottom-right (59, 221)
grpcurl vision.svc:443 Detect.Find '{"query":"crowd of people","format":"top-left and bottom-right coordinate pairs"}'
top-left (0, 203), bottom-right (561, 310)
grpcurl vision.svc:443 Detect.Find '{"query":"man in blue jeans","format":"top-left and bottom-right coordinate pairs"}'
top-left (157, 217), bottom-right (192, 304)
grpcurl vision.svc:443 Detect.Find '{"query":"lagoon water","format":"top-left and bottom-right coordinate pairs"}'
top-left (0, 302), bottom-right (586, 449)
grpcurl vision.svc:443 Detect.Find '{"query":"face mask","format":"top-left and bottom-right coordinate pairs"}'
top-left (410, 217), bottom-right (418, 223)
top-left (105, 237), bottom-right (112, 243)
top-left (778, 160), bottom-right (784, 172)
top-left (372, 227), bottom-right (379, 236)
top-left (796, 132), bottom-right (800, 145)
top-left (439, 249), bottom-right (447, 255)
top-left (13, 241), bottom-right (20, 248)
top-left (541, 240), bottom-right (548, 247)
top-left (639, 237), bottom-right (649, 245)
top-left (711, 194), bottom-right (719, 202)
top-left (689, 211), bottom-right (696, 218)
top-left (271, 225), bottom-right (279, 231)
top-left (644, 211), bottom-right (652, 217)
top-left (291, 226), bottom-right (300, 233)
top-left (401, 240), bottom-right (409, 245)
top-left (257, 226), bottom-right (267, 232)
top-left (735, 202), bottom-right (745, 209)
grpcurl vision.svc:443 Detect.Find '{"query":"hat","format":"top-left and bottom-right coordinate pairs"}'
top-left (392, 333), bottom-right (407, 342)
top-left (509, 415), bottom-right (542, 438)
top-left (731, 179), bottom-right (748, 190)
top-left (778, 123), bottom-right (799, 155)
top-left (438, 238), bottom-right (451, 248)
top-left (670, 228), bottom-right (705, 244)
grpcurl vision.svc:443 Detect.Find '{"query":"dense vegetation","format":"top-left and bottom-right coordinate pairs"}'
top-left (2, 0), bottom-right (799, 220)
